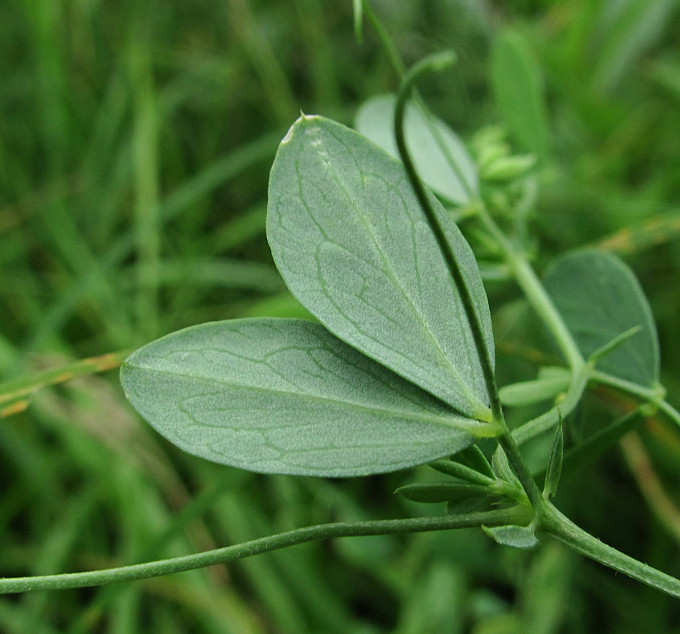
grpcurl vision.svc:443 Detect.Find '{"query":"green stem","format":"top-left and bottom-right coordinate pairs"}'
top-left (394, 54), bottom-right (543, 508)
top-left (361, 6), bottom-right (476, 201)
top-left (392, 49), bottom-right (680, 604)
top-left (394, 51), bottom-right (499, 424)
top-left (541, 503), bottom-right (680, 599)
top-left (0, 350), bottom-right (131, 415)
top-left (476, 206), bottom-right (584, 371)
top-left (512, 362), bottom-right (590, 445)
top-left (557, 408), bottom-right (645, 480)
top-left (0, 508), bottom-right (529, 594)
top-left (362, 1), bottom-right (406, 77)
top-left (497, 430), bottom-right (543, 507)
top-left (591, 370), bottom-right (680, 428)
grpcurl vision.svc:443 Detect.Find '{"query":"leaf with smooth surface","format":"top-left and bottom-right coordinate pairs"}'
top-left (543, 250), bottom-right (659, 387)
top-left (484, 524), bottom-right (539, 549)
top-left (355, 94), bottom-right (478, 204)
top-left (450, 444), bottom-right (495, 480)
top-left (490, 29), bottom-right (550, 162)
top-left (544, 420), bottom-right (564, 499)
top-left (121, 318), bottom-right (481, 477)
top-left (267, 115), bottom-right (494, 420)
top-left (396, 482), bottom-right (494, 504)
top-left (499, 367), bottom-right (571, 407)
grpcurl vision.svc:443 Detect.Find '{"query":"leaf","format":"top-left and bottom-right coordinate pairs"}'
top-left (491, 446), bottom-right (519, 487)
top-left (543, 419), bottom-right (563, 499)
top-left (354, 94), bottom-right (478, 204)
top-left (450, 444), bottom-right (495, 479)
top-left (267, 115), bottom-right (494, 420)
top-left (490, 29), bottom-right (550, 162)
top-left (543, 250), bottom-right (659, 387)
top-left (590, 0), bottom-right (677, 94)
top-left (120, 318), bottom-right (480, 477)
top-left (396, 482), bottom-right (494, 504)
top-left (484, 524), bottom-right (539, 549)
top-left (499, 366), bottom-right (571, 407)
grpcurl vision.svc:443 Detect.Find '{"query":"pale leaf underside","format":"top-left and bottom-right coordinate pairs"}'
top-left (121, 319), bottom-right (480, 477)
top-left (543, 249), bottom-right (659, 387)
top-left (267, 115), bottom-right (493, 419)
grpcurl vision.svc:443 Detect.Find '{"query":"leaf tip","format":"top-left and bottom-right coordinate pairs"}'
top-left (283, 113), bottom-right (322, 145)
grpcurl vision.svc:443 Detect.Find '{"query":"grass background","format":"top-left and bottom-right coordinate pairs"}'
top-left (2, 0), bottom-right (680, 631)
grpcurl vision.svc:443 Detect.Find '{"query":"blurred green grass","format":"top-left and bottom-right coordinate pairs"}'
top-left (1, 0), bottom-right (680, 631)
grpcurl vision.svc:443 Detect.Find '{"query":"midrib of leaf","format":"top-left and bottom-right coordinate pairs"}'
top-left (123, 361), bottom-right (479, 431)
top-left (298, 121), bottom-right (484, 414)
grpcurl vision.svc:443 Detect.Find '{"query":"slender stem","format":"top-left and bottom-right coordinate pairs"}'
top-left (0, 350), bottom-right (130, 405)
top-left (394, 55), bottom-right (543, 508)
top-left (0, 508), bottom-right (529, 594)
top-left (512, 362), bottom-right (590, 445)
top-left (362, 1), bottom-right (406, 77)
top-left (591, 370), bottom-right (680, 427)
top-left (541, 503), bottom-right (680, 599)
top-left (497, 430), bottom-right (543, 507)
top-left (475, 206), bottom-right (584, 371)
top-left (361, 5), bottom-right (476, 201)
top-left (394, 52), bottom-right (499, 424)
top-left (391, 49), bottom-right (680, 603)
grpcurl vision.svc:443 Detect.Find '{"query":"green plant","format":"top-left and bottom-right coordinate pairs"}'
top-left (2, 2), bottom-right (680, 616)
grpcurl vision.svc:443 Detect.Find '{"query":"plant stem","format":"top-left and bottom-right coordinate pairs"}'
top-left (540, 503), bottom-right (680, 599)
top-left (497, 430), bottom-right (543, 507)
top-left (475, 205), bottom-right (584, 371)
top-left (591, 370), bottom-right (680, 427)
top-left (362, 1), bottom-right (406, 77)
top-left (512, 361), bottom-right (590, 445)
top-left (394, 51), bottom-right (500, 425)
top-left (361, 7), bottom-right (476, 201)
top-left (0, 508), bottom-right (529, 593)
top-left (0, 350), bottom-right (131, 418)
top-left (393, 50), bottom-right (680, 604)
top-left (395, 53), bottom-right (546, 509)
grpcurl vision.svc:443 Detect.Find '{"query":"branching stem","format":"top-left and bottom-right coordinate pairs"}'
top-left (540, 503), bottom-right (680, 598)
top-left (393, 53), bottom-right (680, 602)
top-left (394, 53), bottom-right (543, 509)
top-left (474, 205), bottom-right (584, 371)
top-left (394, 51), bottom-right (500, 425)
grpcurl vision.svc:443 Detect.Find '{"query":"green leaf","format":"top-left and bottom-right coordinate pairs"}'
top-left (267, 115), bottom-right (494, 420)
top-left (396, 482), bottom-right (492, 504)
top-left (559, 408), bottom-right (644, 479)
top-left (451, 444), bottom-right (495, 479)
top-left (490, 29), bottom-right (550, 162)
top-left (543, 250), bottom-right (660, 387)
top-left (491, 446), bottom-right (520, 488)
top-left (499, 366), bottom-right (571, 407)
top-left (484, 524), bottom-right (539, 549)
top-left (120, 318), bottom-right (480, 477)
top-left (590, 0), bottom-right (677, 94)
top-left (354, 94), bottom-right (478, 204)
top-left (543, 419), bottom-right (563, 499)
